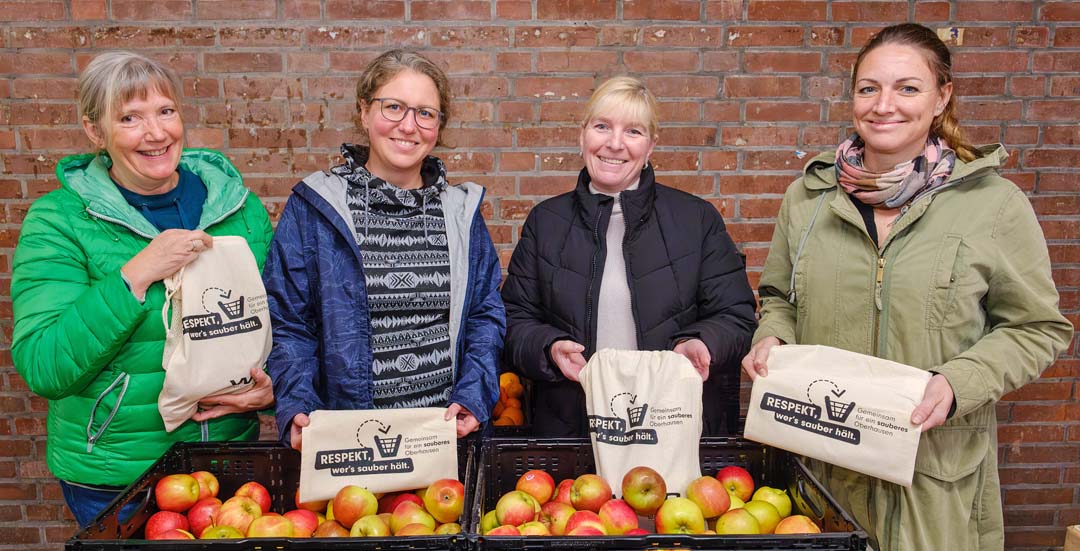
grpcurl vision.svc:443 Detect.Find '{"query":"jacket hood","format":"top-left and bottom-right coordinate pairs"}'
top-left (801, 143), bottom-right (1008, 192)
top-left (56, 148), bottom-right (250, 237)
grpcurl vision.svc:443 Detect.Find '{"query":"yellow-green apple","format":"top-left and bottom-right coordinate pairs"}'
top-left (727, 492), bottom-right (745, 510)
top-left (655, 497), bottom-right (706, 534)
top-left (247, 515), bottom-right (295, 537)
top-left (190, 471), bottom-right (220, 500)
top-left (155, 473), bottom-right (201, 513)
top-left (486, 524), bottom-right (520, 535)
top-left (325, 500), bottom-right (334, 520)
top-left (235, 481), bottom-right (272, 515)
top-left (565, 510), bottom-right (605, 534)
top-left (423, 478), bottom-right (465, 523)
top-left (284, 509), bottom-right (319, 537)
top-left (516, 470), bottom-right (555, 504)
top-left (552, 479), bottom-right (574, 505)
top-left (570, 474), bottom-right (612, 513)
top-left (215, 495), bottom-right (262, 534)
top-left (349, 514), bottom-right (391, 537)
top-left (390, 501), bottom-right (436, 534)
top-left (685, 476), bottom-right (730, 519)
top-left (538, 501), bottom-right (575, 535)
top-left (621, 466), bottom-right (666, 516)
top-left (145, 510), bottom-right (189, 539)
top-left (186, 497), bottom-right (221, 537)
top-left (518, 521), bottom-right (551, 535)
top-left (567, 525), bottom-right (606, 536)
top-left (774, 515), bottom-right (820, 534)
top-left (295, 488), bottom-right (329, 513)
top-left (742, 500), bottom-right (781, 534)
top-left (715, 466), bottom-right (754, 502)
top-left (333, 485), bottom-right (378, 529)
top-left (376, 512), bottom-right (391, 526)
top-left (396, 523), bottom-right (436, 536)
top-left (316, 512), bottom-right (327, 524)
top-left (625, 528), bottom-right (650, 535)
top-left (751, 486), bottom-right (792, 518)
top-left (480, 510), bottom-right (499, 534)
top-left (149, 528), bottom-right (194, 540)
top-left (495, 490), bottom-right (540, 526)
top-left (434, 522), bottom-right (461, 534)
top-left (379, 492), bottom-right (422, 515)
top-left (598, 499), bottom-right (638, 535)
top-left (714, 508), bottom-right (761, 535)
top-left (311, 519), bottom-right (349, 537)
top-left (200, 525), bottom-right (243, 539)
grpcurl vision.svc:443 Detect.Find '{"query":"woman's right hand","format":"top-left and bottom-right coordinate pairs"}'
top-left (121, 229), bottom-right (214, 299)
top-left (289, 413), bottom-right (310, 451)
top-left (549, 340), bottom-right (587, 382)
top-left (741, 336), bottom-right (783, 381)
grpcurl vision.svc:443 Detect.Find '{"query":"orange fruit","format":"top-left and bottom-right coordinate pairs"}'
top-left (493, 401), bottom-right (506, 417)
top-left (503, 397), bottom-right (521, 410)
top-left (493, 416), bottom-right (516, 426)
top-left (501, 407), bottom-right (524, 425)
top-left (499, 373), bottom-right (519, 393)
top-left (508, 381), bottom-right (525, 398)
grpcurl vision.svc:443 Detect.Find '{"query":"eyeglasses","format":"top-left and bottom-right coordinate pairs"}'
top-left (370, 98), bottom-right (443, 130)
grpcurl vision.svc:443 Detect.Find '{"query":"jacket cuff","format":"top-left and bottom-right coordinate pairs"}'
top-left (931, 360), bottom-right (988, 418)
top-left (752, 322), bottom-right (794, 347)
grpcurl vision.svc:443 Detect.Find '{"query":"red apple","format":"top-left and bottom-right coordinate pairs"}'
top-left (284, 509), bottom-right (319, 537)
top-left (655, 497), bottom-right (706, 534)
top-left (715, 466), bottom-right (754, 502)
top-left (149, 528), bottom-right (194, 540)
top-left (185, 497), bottom-right (221, 537)
top-left (190, 471), bottom-right (220, 500)
top-left (570, 474), bottom-right (612, 513)
top-left (715, 507), bottom-right (761, 535)
top-left (751, 486), bottom-right (792, 518)
top-left (686, 476), bottom-right (731, 519)
top-left (598, 499), bottom-right (638, 535)
top-left (486, 524), bottom-right (520, 536)
top-left (155, 473), bottom-right (200, 513)
top-left (235, 481), bottom-right (272, 516)
top-left (247, 515), bottom-right (295, 537)
top-left (200, 525), bottom-right (243, 539)
top-left (294, 488), bottom-right (329, 513)
top-left (215, 495), bottom-right (262, 534)
top-left (145, 510), bottom-right (189, 539)
top-left (552, 479), bottom-right (574, 505)
top-left (333, 485), bottom-right (378, 530)
top-left (564, 510), bottom-right (605, 534)
top-left (538, 501), bottom-right (575, 536)
top-left (422, 478), bottom-right (465, 524)
top-left (311, 519), bottom-right (349, 537)
top-left (350, 514), bottom-right (391, 537)
top-left (390, 500), bottom-right (435, 534)
top-left (518, 520), bottom-right (551, 535)
top-left (774, 514), bottom-right (821, 534)
top-left (434, 522), bottom-right (462, 534)
top-left (516, 469), bottom-right (555, 505)
top-left (396, 522), bottom-right (436, 536)
top-left (742, 500), bottom-right (781, 534)
top-left (567, 525), bottom-right (606, 536)
top-left (625, 527), bottom-right (651, 535)
top-left (495, 490), bottom-right (540, 526)
top-left (378, 492), bottom-right (422, 515)
top-left (621, 466), bottom-right (667, 516)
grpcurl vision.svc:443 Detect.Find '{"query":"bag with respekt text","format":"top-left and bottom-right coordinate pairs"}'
top-left (743, 344), bottom-right (931, 487)
top-left (580, 349), bottom-right (703, 498)
top-left (299, 408), bottom-right (457, 502)
top-left (158, 236), bottom-right (271, 432)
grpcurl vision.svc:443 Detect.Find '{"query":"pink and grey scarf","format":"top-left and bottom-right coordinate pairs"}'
top-left (835, 134), bottom-right (956, 209)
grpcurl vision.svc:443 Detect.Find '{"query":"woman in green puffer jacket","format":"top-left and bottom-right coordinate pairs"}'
top-left (742, 24), bottom-right (1072, 551)
top-left (12, 51), bottom-right (275, 527)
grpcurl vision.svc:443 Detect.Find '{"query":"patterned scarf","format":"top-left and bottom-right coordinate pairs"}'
top-left (835, 134), bottom-right (956, 209)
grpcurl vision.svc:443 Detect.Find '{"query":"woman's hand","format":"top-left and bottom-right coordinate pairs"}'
top-left (121, 229), bottom-right (214, 300)
top-left (445, 403), bottom-right (480, 437)
top-left (191, 368), bottom-right (274, 423)
top-left (674, 339), bottom-right (711, 381)
top-left (910, 374), bottom-right (955, 430)
top-left (289, 413), bottom-right (311, 451)
top-left (549, 340), bottom-right (587, 382)
top-left (741, 336), bottom-right (783, 381)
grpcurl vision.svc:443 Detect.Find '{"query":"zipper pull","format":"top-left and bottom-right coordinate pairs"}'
top-left (874, 256), bottom-right (886, 310)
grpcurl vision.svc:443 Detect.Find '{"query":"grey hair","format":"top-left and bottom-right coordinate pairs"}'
top-left (78, 51), bottom-right (182, 146)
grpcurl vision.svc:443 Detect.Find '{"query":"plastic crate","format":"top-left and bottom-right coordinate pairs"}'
top-left (67, 439), bottom-right (476, 550)
top-left (469, 437), bottom-right (868, 551)
top-left (491, 374), bottom-right (532, 436)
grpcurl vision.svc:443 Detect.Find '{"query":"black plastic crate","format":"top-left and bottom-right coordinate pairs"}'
top-left (491, 373), bottom-right (532, 436)
top-left (67, 439), bottom-right (476, 550)
top-left (469, 437), bottom-right (868, 551)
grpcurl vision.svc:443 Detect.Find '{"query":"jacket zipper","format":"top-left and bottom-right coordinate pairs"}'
top-left (872, 255), bottom-right (886, 357)
top-left (584, 208), bottom-right (605, 353)
top-left (86, 373), bottom-right (130, 453)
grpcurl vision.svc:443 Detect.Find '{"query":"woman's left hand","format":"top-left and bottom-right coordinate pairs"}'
top-left (910, 373), bottom-right (955, 430)
top-left (445, 403), bottom-right (480, 437)
top-left (674, 338), bottom-right (711, 381)
top-left (191, 368), bottom-right (275, 422)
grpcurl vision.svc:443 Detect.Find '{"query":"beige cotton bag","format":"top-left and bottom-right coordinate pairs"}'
top-left (158, 236), bottom-right (272, 432)
top-left (299, 408), bottom-right (457, 502)
top-left (743, 344), bottom-right (931, 487)
top-left (580, 349), bottom-right (703, 498)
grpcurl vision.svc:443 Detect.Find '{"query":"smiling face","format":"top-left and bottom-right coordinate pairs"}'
top-left (84, 87), bottom-right (184, 194)
top-left (359, 69), bottom-right (441, 189)
top-left (580, 109), bottom-right (656, 194)
top-left (852, 43), bottom-right (952, 172)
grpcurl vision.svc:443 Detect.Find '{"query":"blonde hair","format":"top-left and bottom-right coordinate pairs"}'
top-left (582, 76), bottom-right (659, 140)
top-left (354, 50), bottom-right (452, 146)
top-left (78, 51), bottom-right (182, 148)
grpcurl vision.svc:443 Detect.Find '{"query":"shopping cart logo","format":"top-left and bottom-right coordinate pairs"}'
top-left (757, 378), bottom-right (863, 446)
top-left (588, 392), bottom-right (659, 446)
top-left (181, 287), bottom-right (264, 341)
top-left (314, 420), bottom-right (415, 476)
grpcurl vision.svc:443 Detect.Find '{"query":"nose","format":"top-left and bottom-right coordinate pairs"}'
top-left (144, 116), bottom-right (168, 141)
top-left (397, 108), bottom-right (418, 132)
top-left (873, 89), bottom-right (896, 115)
top-left (606, 131), bottom-right (625, 150)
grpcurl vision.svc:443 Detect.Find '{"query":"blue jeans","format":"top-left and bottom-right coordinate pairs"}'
top-left (60, 480), bottom-right (140, 529)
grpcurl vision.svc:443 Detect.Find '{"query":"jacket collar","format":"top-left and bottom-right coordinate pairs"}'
top-left (334, 143), bottom-right (448, 194)
top-left (572, 163), bottom-right (658, 232)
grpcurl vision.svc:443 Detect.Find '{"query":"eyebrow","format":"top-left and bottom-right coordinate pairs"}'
top-left (856, 76), bottom-right (926, 85)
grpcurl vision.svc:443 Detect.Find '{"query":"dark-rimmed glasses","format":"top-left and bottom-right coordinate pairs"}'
top-left (370, 98), bottom-right (442, 130)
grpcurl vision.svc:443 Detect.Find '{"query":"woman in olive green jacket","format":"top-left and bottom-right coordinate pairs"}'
top-left (743, 24), bottom-right (1072, 551)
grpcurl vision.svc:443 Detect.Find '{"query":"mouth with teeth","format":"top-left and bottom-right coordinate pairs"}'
top-left (139, 145), bottom-right (171, 157)
top-left (599, 156), bottom-right (627, 165)
top-left (391, 138), bottom-right (418, 148)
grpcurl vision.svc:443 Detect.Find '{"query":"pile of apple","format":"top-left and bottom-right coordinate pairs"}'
top-left (479, 465), bottom-right (821, 537)
top-left (143, 470), bottom-right (465, 540)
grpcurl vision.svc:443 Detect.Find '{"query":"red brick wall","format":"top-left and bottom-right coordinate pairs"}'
top-left (1, 1), bottom-right (1077, 549)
